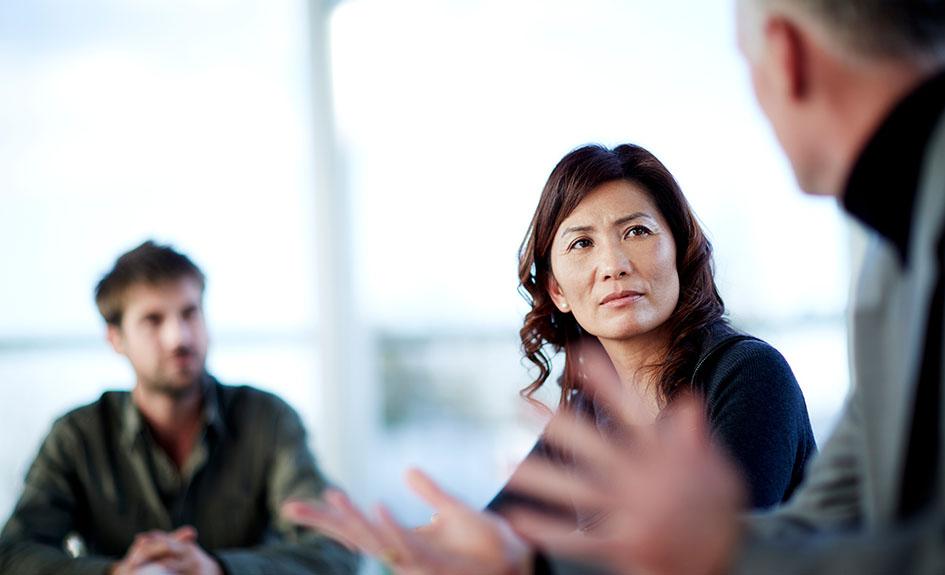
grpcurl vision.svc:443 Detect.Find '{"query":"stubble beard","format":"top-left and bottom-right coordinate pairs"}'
top-left (141, 365), bottom-right (206, 401)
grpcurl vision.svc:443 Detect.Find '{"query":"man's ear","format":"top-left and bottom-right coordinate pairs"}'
top-left (106, 324), bottom-right (125, 355)
top-left (764, 15), bottom-right (809, 101)
top-left (546, 275), bottom-right (571, 313)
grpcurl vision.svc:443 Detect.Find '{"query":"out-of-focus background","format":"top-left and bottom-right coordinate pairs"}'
top-left (0, 0), bottom-right (852, 571)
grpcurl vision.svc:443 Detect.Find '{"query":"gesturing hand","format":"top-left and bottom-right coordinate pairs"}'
top-left (282, 469), bottom-right (532, 575)
top-left (505, 344), bottom-right (746, 575)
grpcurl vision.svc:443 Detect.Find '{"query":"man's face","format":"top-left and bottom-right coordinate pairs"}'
top-left (108, 276), bottom-right (209, 396)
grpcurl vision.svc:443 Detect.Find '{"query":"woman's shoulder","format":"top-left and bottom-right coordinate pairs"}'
top-left (706, 334), bottom-right (791, 374)
top-left (695, 323), bottom-right (817, 508)
top-left (694, 321), bottom-right (800, 403)
top-left (696, 322), bottom-right (815, 449)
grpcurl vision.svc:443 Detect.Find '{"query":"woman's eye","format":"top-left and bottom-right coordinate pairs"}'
top-left (569, 238), bottom-right (592, 250)
top-left (625, 225), bottom-right (652, 238)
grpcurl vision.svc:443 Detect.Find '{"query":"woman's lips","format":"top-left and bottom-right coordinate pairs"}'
top-left (600, 290), bottom-right (644, 307)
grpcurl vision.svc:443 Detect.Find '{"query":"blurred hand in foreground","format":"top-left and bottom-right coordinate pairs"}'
top-left (283, 341), bottom-right (747, 575)
top-left (282, 468), bottom-right (532, 575)
top-left (505, 343), bottom-right (746, 575)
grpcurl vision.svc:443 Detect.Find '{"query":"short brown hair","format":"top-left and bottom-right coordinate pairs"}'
top-left (95, 240), bottom-right (206, 327)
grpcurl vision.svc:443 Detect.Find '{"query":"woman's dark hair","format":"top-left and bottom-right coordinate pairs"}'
top-left (518, 144), bottom-right (724, 408)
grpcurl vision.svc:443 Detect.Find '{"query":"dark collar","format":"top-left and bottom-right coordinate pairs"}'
top-left (200, 374), bottom-right (229, 438)
top-left (120, 373), bottom-right (229, 447)
top-left (843, 70), bottom-right (945, 264)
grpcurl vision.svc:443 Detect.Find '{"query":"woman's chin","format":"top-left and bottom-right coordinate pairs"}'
top-left (587, 316), bottom-right (670, 344)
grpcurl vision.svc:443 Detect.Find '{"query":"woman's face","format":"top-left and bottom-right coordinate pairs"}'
top-left (547, 179), bottom-right (680, 345)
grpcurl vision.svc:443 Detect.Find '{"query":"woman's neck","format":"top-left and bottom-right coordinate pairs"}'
top-left (598, 330), bottom-right (670, 426)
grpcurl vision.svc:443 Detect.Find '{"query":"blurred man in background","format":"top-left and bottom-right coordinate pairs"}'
top-left (0, 240), bottom-right (357, 575)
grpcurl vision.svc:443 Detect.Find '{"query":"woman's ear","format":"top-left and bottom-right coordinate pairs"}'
top-left (546, 274), bottom-right (571, 313)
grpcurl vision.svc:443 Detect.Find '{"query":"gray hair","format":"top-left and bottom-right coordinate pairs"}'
top-left (747, 0), bottom-right (945, 60)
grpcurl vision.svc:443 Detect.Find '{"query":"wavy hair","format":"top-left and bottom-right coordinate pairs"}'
top-left (518, 144), bottom-right (724, 408)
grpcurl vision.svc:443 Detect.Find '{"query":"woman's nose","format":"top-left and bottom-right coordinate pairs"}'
top-left (599, 244), bottom-right (632, 280)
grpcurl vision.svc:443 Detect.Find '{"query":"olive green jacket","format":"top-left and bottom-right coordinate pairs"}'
top-left (0, 376), bottom-right (358, 575)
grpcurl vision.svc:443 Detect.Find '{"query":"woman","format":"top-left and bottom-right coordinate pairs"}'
top-left (489, 143), bottom-right (815, 521)
top-left (283, 143), bottom-right (816, 573)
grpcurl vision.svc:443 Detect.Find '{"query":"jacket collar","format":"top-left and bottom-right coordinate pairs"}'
top-left (120, 373), bottom-right (228, 448)
top-left (843, 70), bottom-right (945, 265)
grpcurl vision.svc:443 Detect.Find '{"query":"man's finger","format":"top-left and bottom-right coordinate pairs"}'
top-left (128, 535), bottom-right (184, 568)
top-left (132, 563), bottom-right (176, 575)
top-left (373, 504), bottom-right (421, 567)
top-left (155, 556), bottom-right (187, 573)
top-left (281, 499), bottom-right (330, 526)
top-left (281, 499), bottom-right (365, 552)
top-left (506, 508), bottom-right (603, 559)
top-left (414, 520), bottom-right (440, 538)
top-left (169, 525), bottom-right (198, 543)
top-left (542, 410), bottom-right (619, 470)
top-left (324, 489), bottom-right (396, 556)
top-left (507, 457), bottom-right (610, 511)
top-left (405, 468), bottom-right (465, 513)
top-left (132, 530), bottom-right (163, 545)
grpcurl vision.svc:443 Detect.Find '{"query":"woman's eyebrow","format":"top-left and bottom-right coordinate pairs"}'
top-left (559, 224), bottom-right (594, 238)
top-left (612, 212), bottom-right (651, 227)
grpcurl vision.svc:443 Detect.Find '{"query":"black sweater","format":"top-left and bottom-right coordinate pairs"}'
top-left (487, 321), bottom-right (817, 524)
